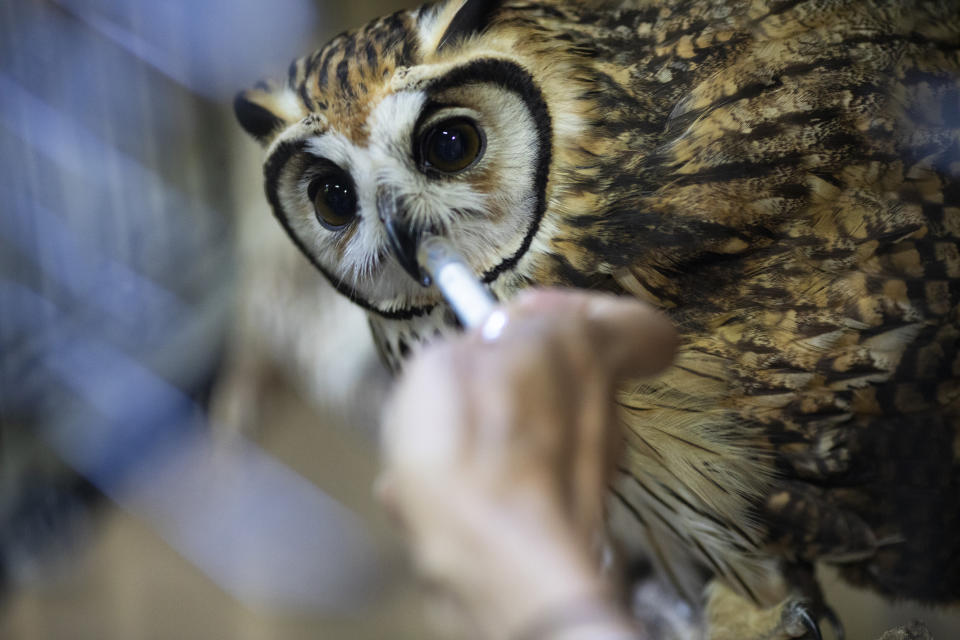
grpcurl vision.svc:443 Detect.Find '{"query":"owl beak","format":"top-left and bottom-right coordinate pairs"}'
top-left (377, 186), bottom-right (429, 286)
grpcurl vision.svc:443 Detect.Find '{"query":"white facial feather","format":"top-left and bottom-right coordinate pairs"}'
top-left (278, 76), bottom-right (544, 313)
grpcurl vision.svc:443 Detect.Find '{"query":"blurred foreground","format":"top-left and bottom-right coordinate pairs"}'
top-left (1, 378), bottom-right (429, 639)
top-left (0, 0), bottom-right (428, 637)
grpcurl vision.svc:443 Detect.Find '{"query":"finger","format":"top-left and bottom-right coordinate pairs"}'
top-left (498, 290), bottom-right (676, 523)
top-left (508, 289), bottom-right (678, 380)
top-left (379, 344), bottom-right (468, 471)
top-left (583, 293), bottom-right (677, 378)
top-left (570, 380), bottom-right (614, 536)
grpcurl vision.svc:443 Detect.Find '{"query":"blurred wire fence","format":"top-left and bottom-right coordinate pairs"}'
top-left (0, 1), bottom-right (420, 638)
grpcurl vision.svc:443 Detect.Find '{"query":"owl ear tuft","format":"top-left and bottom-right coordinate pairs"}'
top-left (436, 0), bottom-right (501, 52)
top-left (234, 83), bottom-right (302, 146)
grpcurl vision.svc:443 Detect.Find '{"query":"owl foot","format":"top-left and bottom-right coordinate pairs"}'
top-left (781, 601), bottom-right (822, 640)
top-left (705, 580), bottom-right (834, 640)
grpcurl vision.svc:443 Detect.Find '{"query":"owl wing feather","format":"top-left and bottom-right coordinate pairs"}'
top-left (559, 0), bottom-right (960, 603)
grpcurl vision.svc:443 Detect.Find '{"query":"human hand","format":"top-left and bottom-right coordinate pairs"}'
top-left (378, 289), bottom-right (677, 640)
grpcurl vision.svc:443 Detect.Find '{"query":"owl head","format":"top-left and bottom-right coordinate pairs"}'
top-left (234, 0), bottom-right (629, 332)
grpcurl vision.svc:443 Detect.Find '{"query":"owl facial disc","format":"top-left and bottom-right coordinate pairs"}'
top-left (236, 2), bottom-right (554, 321)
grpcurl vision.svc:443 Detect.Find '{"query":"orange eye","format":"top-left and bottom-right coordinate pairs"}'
top-left (308, 169), bottom-right (357, 230)
top-left (420, 118), bottom-right (484, 174)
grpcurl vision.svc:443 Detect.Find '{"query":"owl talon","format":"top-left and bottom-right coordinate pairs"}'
top-left (792, 606), bottom-right (822, 640)
top-left (783, 600), bottom-right (850, 640)
top-left (823, 606), bottom-right (844, 640)
top-left (706, 581), bottom-right (830, 640)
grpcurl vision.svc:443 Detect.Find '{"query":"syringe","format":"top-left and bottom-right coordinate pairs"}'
top-left (416, 235), bottom-right (497, 330)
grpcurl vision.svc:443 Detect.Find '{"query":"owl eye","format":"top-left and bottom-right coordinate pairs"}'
top-left (308, 169), bottom-right (357, 230)
top-left (419, 118), bottom-right (484, 174)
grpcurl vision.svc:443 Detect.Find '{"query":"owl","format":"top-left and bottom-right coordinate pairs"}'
top-left (234, 0), bottom-right (960, 638)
